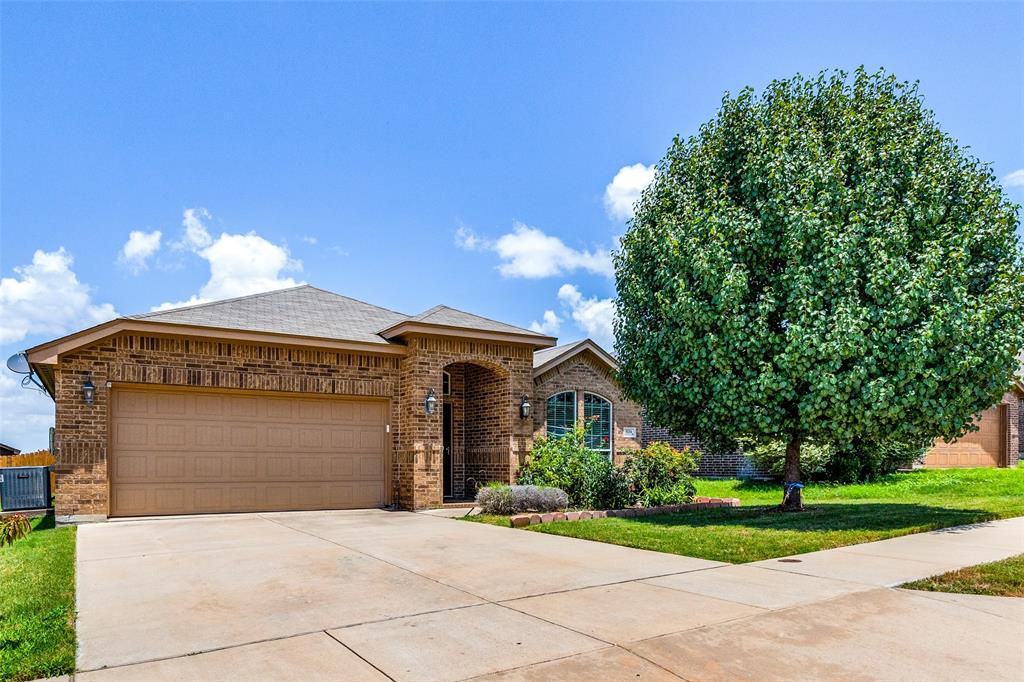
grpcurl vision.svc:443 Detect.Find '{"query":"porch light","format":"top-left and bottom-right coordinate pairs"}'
top-left (424, 388), bottom-right (438, 415)
top-left (82, 374), bottom-right (96, 405)
top-left (519, 395), bottom-right (531, 419)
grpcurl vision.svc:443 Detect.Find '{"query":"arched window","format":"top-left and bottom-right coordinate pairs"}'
top-left (583, 393), bottom-right (613, 460)
top-left (545, 391), bottom-right (576, 439)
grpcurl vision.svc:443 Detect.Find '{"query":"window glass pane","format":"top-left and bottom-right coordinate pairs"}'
top-left (442, 371), bottom-right (451, 396)
top-left (583, 393), bottom-right (612, 457)
top-left (546, 392), bottom-right (576, 439)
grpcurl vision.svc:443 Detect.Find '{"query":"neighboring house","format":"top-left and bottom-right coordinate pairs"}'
top-left (0, 443), bottom-right (21, 456)
top-left (922, 357), bottom-right (1023, 469)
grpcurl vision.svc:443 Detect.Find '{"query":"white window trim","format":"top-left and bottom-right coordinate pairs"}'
top-left (545, 390), bottom-right (577, 439)
top-left (583, 391), bottom-right (614, 461)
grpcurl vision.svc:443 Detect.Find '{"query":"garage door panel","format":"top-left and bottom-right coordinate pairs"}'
top-left (924, 405), bottom-right (1005, 468)
top-left (110, 388), bottom-right (388, 516)
top-left (195, 394), bottom-right (224, 415)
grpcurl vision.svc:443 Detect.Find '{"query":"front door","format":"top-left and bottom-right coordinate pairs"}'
top-left (443, 402), bottom-right (453, 498)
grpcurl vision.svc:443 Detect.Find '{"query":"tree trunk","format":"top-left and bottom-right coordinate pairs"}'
top-left (781, 435), bottom-right (803, 511)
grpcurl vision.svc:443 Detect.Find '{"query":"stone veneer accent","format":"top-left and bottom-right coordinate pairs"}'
top-left (1004, 389), bottom-right (1021, 467)
top-left (532, 351), bottom-right (642, 465)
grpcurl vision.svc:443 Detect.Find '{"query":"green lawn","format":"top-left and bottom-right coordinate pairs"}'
top-left (902, 554), bottom-right (1024, 597)
top-left (466, 468), bottom-right (1024, 564)
top-left (0, 515), bottom-right (76, 682)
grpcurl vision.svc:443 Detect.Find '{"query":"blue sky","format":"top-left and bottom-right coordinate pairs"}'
top-left (2, 2), bottom-right (1022, 450)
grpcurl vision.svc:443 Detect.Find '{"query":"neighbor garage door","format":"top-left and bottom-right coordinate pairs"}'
top-left (924, 404), bottom-right (1006, 468)
top-left (110, 387), bottom-right (388, 516)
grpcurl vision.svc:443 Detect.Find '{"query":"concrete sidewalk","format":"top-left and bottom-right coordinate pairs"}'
top-left (72, 511), bottom-right (1024, 681)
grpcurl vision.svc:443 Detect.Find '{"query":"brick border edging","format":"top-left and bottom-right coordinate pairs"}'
top-left (509, 496), bottom-right (741, 528)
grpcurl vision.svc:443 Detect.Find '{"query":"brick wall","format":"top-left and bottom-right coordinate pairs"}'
top-left (532, 352), bottom-right (642, 465)
top-left (640, 423), bottom-right (765, 478)
top-left (53, 332), bottom-right (403, 518)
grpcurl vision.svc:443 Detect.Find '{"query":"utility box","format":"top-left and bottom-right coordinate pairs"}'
top-left (0, 466), bottom-right (51, 511)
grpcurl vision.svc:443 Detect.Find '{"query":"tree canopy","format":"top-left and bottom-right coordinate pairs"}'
top-left (614, 68), bottom-right (1024, 504)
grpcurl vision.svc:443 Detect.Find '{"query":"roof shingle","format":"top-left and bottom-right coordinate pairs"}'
top-left (130, 285), bottom-right (408, 345)
top-left (128, 285), bottom-right (549, 346)
top-left (404, 305), bottom-right (542, 336)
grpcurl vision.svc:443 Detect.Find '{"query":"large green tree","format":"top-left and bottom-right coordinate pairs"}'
top-left (614, 69), bottom-right (1024, 509)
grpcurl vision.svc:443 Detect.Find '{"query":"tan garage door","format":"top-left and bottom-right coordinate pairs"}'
top-left (110, 387), bottom-right (388, 517)
top-left (924, 404), bottom-right (1006, 468)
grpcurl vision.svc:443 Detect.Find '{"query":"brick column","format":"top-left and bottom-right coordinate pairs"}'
top-left (54, 358), bottom-right (111, 522)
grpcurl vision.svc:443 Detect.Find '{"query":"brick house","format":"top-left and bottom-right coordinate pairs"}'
top-left (24, 286), bottom-right (646, 522)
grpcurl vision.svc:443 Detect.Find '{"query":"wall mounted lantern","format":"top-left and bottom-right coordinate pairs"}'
top-left (519, 395), bottom-right (532, 419)
top-left (424, 388), bottom-right (437, 415)
top-left (82, 374), bottom-right (96, 406)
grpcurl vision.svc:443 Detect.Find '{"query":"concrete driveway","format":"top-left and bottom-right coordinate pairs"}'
top-left (74, 510), bottom-right (1024, 681)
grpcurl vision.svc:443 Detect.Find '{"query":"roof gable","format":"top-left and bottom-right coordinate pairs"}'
top-left (403, 305), bottom-right (542, 336)
top-left (533, 339), bottom-right (617, 376)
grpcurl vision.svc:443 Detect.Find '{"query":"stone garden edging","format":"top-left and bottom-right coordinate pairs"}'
top-left (508, 496), bottom-right (741, 528)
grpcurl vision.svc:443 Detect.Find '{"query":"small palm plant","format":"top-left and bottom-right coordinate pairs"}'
top-left (0, 514), bottom-right (32, 547)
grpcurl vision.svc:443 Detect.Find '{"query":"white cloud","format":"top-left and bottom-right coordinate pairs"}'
top-left (181, 207), bottom-right (214, 250)
top-left (0, 248), bottom-right (117, 344)
top-left (457, 222), bottom-right (612, 279)
top-left (454, 225), bottom-right (486, 251)
top-left (1003, 169), bottom-right (1024, 188)
top-left (118, 230), bottom-right (162, 274)
top-left (529, 310), bottom-right (561, 336)
top-left (155, 208), bottom-right (303, 310)
top-left (0, 371), bottom-right (54, 452)
top-left (301, 236), bottom-right (318, 245)
top-left (557, 283), bottom-right (616, 349)
top-left (603, 163), bottom-right (656, 222)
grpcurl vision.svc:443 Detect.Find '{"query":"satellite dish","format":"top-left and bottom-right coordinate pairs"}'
top-left (6, 352), bottom-right (30, 374)
top-left (6, 352), bottom-right (46, 394)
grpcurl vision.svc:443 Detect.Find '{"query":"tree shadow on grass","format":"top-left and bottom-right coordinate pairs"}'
top-left (629, 503), bottom-right (1001, 534)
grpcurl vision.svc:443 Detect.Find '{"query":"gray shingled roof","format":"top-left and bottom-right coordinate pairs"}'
top-left (533, 340), bottom-right (588, 369)
top-left (130, 285), bottom-right (408, 345)
top-left (404, 305), bottom-right (543, 337)
top-left (129, 285), bottom-right (547, 345)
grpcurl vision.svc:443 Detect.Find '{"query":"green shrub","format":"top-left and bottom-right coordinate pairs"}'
top-left (620, 441), bottom-right (700, 505)
top-left (642, 481), bottom-right (698, 507)
top-left (744, 437), bottom-right (927, 483)
top-left (518, 423), bottom-right (629, 509)
top-left (744, 439), bottom-right (833, 479)
top-left (825, 439), bottom-right (928, 483)
top-left (0, 513), bottom-right (32, 547)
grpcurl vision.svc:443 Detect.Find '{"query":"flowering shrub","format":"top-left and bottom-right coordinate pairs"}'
top-left (620, 442), bottom-right (699, 506)
top-left (518, 423), bottom-right (629, 509)
top-left (475, 484), bottom-right (568, 515)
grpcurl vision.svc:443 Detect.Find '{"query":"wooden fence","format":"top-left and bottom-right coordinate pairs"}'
top-left (0, 450), bottom-right (56, 499)
top-left (0, 450), bottom-right (55, 468)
